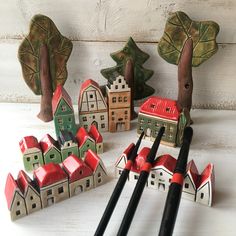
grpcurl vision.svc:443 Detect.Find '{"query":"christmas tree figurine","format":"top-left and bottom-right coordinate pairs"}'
top-left (101, 37), bottom-right (154, 119)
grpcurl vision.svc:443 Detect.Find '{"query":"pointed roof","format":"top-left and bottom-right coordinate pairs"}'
top-left (58, 130), bottom-right (77, 146)
top-left (34, 163), bottom-right (68, 188)
top-left (62, 155), bottom-right (93, 183)
top-left (76, 127), bottom-right (95, 148)
top-left (185, 160), bottom-right (199, 188)
top-left (115, 143), bottom-right (135, 167)
top-left (52, 85), bottom-right (73, 115)
top-left (84, 149), bottom-right (102, 172)
top-left (40, 134), bottom-right (59, 154)
top-left (139, 96), bottom-right (181, 121)
top-left (153, 154), bottom-right (177, 173)
top-left (131, 147), bottom-right (150, 173)
top-left (17, 170), bottom-right (37, 195)
top-left (198, 163), bottom-right (214, 189)
top-left (19, 136), bottom-right (41, 154)
top-left (89, 125), bottom-right (103, 143)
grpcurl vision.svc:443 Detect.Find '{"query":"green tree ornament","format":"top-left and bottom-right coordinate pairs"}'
top-left (18, 14), bottom-right (73, 122)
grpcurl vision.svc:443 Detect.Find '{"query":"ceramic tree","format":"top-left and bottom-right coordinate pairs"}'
top-left (18, 14), bottom-right (73, 122)
top-left (101, 37), bottom-right (154, 119)
top-left (158, 11), bottom-right (219, 121)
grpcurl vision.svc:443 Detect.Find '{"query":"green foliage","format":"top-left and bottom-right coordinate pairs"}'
top-left (18, 14), bottom-right (73, 95)
top-left (158, 11), bottom-right (219, 67)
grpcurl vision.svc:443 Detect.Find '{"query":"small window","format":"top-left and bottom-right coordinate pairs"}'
top-left (68, 117), bottom-right (72, 122)
top-left (112, 111), bottom-right (115, 115)
top-left (134, 175), bottom-right (139, 180)
top-left (169, 178), bottom-right (171, 182)
top-left (58, 186), bottom-right (64, 194)
top-left (98, 178), bottom-right (102, 183)
top-left (30, 196), bottom-right (34, 200)
top-left (118, 97), bottom-right (122, 102)
top-left (32, 203), bottom-right (36, 209)
top-left (112, 117), bottom-right (115, 121)
top-left (112, 97), bottom-right (116, 103)
top-left (150, 104), bottom-right (156, 109)
top-left (79, 170), bottom-right (83, 175)
top-left (86, 179), bottom-right (90, 188)
top-left (148, 120), bottom-right (151, 124)
top-left (50, 154), bottom-right (54, 159)
top-left (124, 97), bottom-right (128, 102)
top-left (47, 189), bottom-right (52, 196)
top-left (67, 124), bottom-right (72, 129)
top-left (84, 125), bottom-right (88, 129)
top-left (68, 151), bottom-right (72, 156)
top-left (122, 85), bottom-right (125, 89)
top-left (185, 183), bottom-right (189, 189)
top-left (124, 110), bottom-right (128, 114)
top-left (101, 115), bottom-right (104, 120)
top-left (67, 142), bottom-right (71, 147)
top-left (82, 117), bottom-right (87, 122)
top-left (151, 181), bottom-right (155, 185)
top-left (98, 172), bottom-right (101, 177)
top-left (125, 116), bottom-right (128, 120)
top-left (34, 155), bottom-right (38, 160)
top-left (115, 85), bottom-right (118, 89)
top-left (16, 210), bottom-right (21, 216)
top-left (61, 105), bottom-right (67, 112)
top-left (101, 123), bottom-right (105, 128)
top-left (26, 157), bottom-right (30, 162)
top-left (58, 118), bottom-right (63, 124)
top-left (140, 119), bottom-right (144, 124)
top-left (155, 122), bottom-right (160, 127)
top-left (168, 134), bottom-right (173, 140)
top-left (87, 144), bottom-right (90, 148)
top-left (151, 174), bottom-right (155, 179)
top-left (91, 104), bottom-right (94, 108)
top-left (90, 94), bottom-right (93, 99)
top-left (160, 172), bottom-right (163, 176)
top-left (119, 170), bottom-right (122, 175)
top-left (166, 107), bottom-right (170, 112)
top-left (92, 115), bottom-right (95, 119)
top-left (118, 78), bottom-right (122, 83)
top-left (200, 193), bottom-right (204, 199)
top-left (17, 201), bottom-right (20, 206)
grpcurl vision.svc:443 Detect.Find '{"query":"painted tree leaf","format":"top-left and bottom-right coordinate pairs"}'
top-left (18, 14), bottom-right (73, 95)
top-left (158, 11), bottom-right (219, 67)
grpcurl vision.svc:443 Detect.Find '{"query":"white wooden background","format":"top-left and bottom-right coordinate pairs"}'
top-left (0, 0), bottom-right (236, 109)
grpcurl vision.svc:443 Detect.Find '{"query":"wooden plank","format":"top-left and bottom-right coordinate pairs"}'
top-left (0, 0), bottom-right (233, 43)
top-left (0, 40), bottom-right (235, 109)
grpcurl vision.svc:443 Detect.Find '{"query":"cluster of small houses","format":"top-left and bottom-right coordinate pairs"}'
top-left (5, 151), bottom-right (108, 220)
top-left (115, 144), bottom-right (214, 206)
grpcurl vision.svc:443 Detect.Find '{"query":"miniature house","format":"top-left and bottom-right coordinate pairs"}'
top-left (52, 85), bottom-right (77, 137)
top-left (78, 79), bottom-right (108, 132)
top-left (17, 170), bottom-right (41, 214)
top-left (62, 154), bottom-right (93, 197)
top-left (19, 136), bottom-right (44, 171)
top-left (137, 96), bottom-right (190, 147)
top-left (34, 162), bottom-right (69, 208)
top-left (88, 124), bottom-right (103, 154)
top-left (84, 149), bottom-right (108, 188)
top-left (106, 74), bottom-right (131, 132)
top-left (40, 134), bottom-right (62, 164)
top-left (58, 130), bottom-right (79, 161)
top-left (76, 127), bottom-right (96, 158)
top-left (5, 173), bottom-right (27, 220)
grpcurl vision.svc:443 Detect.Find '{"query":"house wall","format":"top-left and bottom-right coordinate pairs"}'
top-left (69, 176), bottom-right (93, 197)
top-left (44, 148), bottom-right (62, 164)
top-left (61, 145), bottom-right (79, 161)
top-left (24, 187), bottom-right (42, 214)
top-left (107, 90), bottom-right (131, 109)
top-left (23, 150), bottom-right (44, 172)
top-left (196, 182), bottom-right (212, 206)
top-left (182, 175), bottom-right (197, 201)
top-left (79, 139), bottom-right (96, 158)
top-left (10, 192), bottom-right (27, 221)
top-left (96, 142), bottom-right (103, 155)
top-left (93, 165), bottom-right (107, 188)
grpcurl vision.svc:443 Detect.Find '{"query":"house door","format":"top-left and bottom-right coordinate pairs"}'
top-left (33, 163), bottom-right (39, 169)
top-left (158, 183), bottom-right (165, 191)
top-left (74, 185), bottom-right (83, 195)
top-left (116, 122), bottom-right (125, 132)
top-left (47, 197), bottom-right (54, 206)
top-left (146, 128), bottom-right (151, 137)
top-left (92, 121), bottom-right (98, 129)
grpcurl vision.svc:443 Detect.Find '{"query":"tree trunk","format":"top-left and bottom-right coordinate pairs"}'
top-left (125, 59), bottom-right (137, 120)
top-left (37, 44), bottom-right (53, 122)
top-left (177, 38), bottom-right (193, 113)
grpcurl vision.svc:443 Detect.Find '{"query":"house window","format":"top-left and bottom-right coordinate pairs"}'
top-left (16, 210), bottom-right (21, 216)
top-left (82, 117), bottom-right (87, 122)
top-left (168, 134), bottom-right (173, 140)
top-left (93, 115), bottom-right (95, 119)
top-left (122, 85), bottom-right (125, 89)
top-left (67, 142), bottom-right (71, 147)
top-left (68, 151), bottom-right (72, 156)
top-left (148, 120), bottom-right (151, 124)
top-left (101, 115), bottom-right (104, 120)
top-left (112, 97), bottom-right (116, 103)
top-left (119, 170), bottom-right (122, 175)
top-left (86, 179), bottom-right (90, 188)
top-left (125, 116), bottom-right (128, 120)
top-left (98, 178), bottom-right (102, 183)
top-left (140, 118), bottom-right (144, 124)
top-left (124, 97), bottom-right (128, 102)
top-left (26, 157), bottom-right (30, 162)
top-left (98, 172), bottom-right (101, 177)
top-left (185, 183), bottom-right (189, 189)
top-left (118, 78), bottom-right (122, 83)
top-left (79, 170), bottom-right (83, 175)
top-left (155, 122), bottom-right (160, 127)
top-left (58, 186), bottom-right (64, 194)
top-left (151, 181), bottom-right (155, 185)
top-left (91, 104), bottom-right (94, 108)
top-left (50, 154), bottom-right (55, 159)
top-left (112, 117), bottom-right (115, 121)
top-left (169, 126), bottom-right (174, 132)
top-left (32, 203), bottom-right (36, 209)
top-left (68, 117), bottom-right (72, 122)
top-left (118, 97), bottom-right (122, 102)
top-left (139, 126), bottom-right (144, 131)
top-left (160, 172), bottom-right (163, 176)
top-left (30, 196), bottom-right (33, 200)
top-left (90, 94), bottom-right (93, 99)
top-left (150, 104), bottom-right (156, 109)
top-left (34, 155), bottom-right (38, 160)
top-left (124, 110), bottom-right (128, 114)
top-left (151, 174), bottom-right (155, 179)
top-left (47, 189), bottom-right (52, 196)
top-left (200, 193), bottom-right (204, 199)
top-left (115, 85), bottom-right (118, 89)
top-left (166, 107), bottom-right (170, 112)
top-left (84, 125), bottom-right (88, 129)
top-left (61, 105), bottom-right (67, 112)
top-left (17, 201), bottom-right (20, 206)
top-left (67, 124), bottom-right (72, 129)
top-left (134, 175), bottom-right (139, 180)
top-left (169, 178), bottom-right (171, 182)
top-left (58, 118), bottom-right (63, 124)
top-left (101, 123), bottom-right (105, 128)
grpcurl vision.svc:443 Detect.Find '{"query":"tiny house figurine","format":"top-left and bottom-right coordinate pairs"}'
top-left (158, 11), bottom-right (219, 121)
top-left (137, 96), bottom-right (191, 147)
top-left (18, 14), bottom-right (73, 122)
top-left (101, 37), bottom-right (154, 119)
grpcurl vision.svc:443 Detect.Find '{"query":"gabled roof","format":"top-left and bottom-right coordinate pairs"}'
top-left (5, 173), bottom-right (22, 210)
top-left (185, 160), bottom-right (199, 188)
top-left (62, 155), bottom-right (93, 183)
top-left (115, 143), bottom-right (135, 167)
top-left (131, 147), bottom-right (150, 173)
top-left (17, 170), bottom-right (36, 195)
top-left (84, 149), bottom-right (101, 172)
top-left (198, 163), bottom-right (214, 189)
top-left (139, 96), bottom-right (181, 121)
top-left (19, 136), bottom-right (41, 154)
top-left (40, 134), bottom-right (59, 154)
top-left (153, 154), bottom-right (177, 173)
top-left (52, 85), bottom-right (73, 115)
top-left (58, 130), bottom-right (77, 146)
top-left (89, 125), bottom-right (103, 143)
top-left (34, 163), bottom-right (68, 188)
top-left (76, 127), bottom-right (95, 148)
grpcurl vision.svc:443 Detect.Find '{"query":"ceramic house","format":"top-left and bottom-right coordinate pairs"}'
top-left (19, 136), bottom-right (44, 171)
top-left (58, 130), bottom-right (79, 161)
top-left (62, 155), bottom-right (93, 197)
top-left (84, 149), bottom-right (108, 188)
top-left (149, 154), bottom-right (176, 191)
top-left (106, 74), bottom-right (131, 132)
top-left (52, 85), bottom-right (77, 137)
top-left (5, 173), bottom-right (27, 220)
top-left (17, 170), bottom-right (41, 214)
top-left (40, 134), bottom-right (62, 164)
top-left (76, 127), bottom-right (96, 158)
top-left (137, 96), bottom-right (190, 147)
top-left (33, 162), bottom-right (69, 208)
top-left (196, 164), bottom-right (214, 206)
top-left (78, 79), bottom-right (108, 132)
top-left (88, 124), bottom-right (103, 154)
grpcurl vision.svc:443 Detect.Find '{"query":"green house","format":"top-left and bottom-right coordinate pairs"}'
top-left (58, 130), bottom-right (79, 161)
top-left (52, 85), bottom-right (77, 137)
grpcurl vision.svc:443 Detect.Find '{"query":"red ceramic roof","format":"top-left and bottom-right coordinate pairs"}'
top-left (84, 149), bottom-right (101, 172)
top-left (5, 173), bottom-right (21, 210)
top-left (198, 163), bottom-right (214, 188)
top-left (153, 154), bottom-right (177, 173)
top-left (89, 125), bottom-right (103, 143)
top-left (139, 96), bottom-right (181, 121)
top-left (115, 143), bottom-right (135, 167)
top-left (17, 170), bottom-right (33, 195)
top-left (40, 134), bottom-right (57, 153)
top-left (19, 136), bottom-right (41, 154)
top-left (34, 163), bottom-right (68, 188)
top-left (186, 160), bottom-right (199, 187)
top-left (76, 127), bottom-right (94, 148)
top-left (52, 85), bottom-right (73, 115)
top-left (62, 155), bottom-right (93, 183)
top-left (131, 147), bottom-right (150, 173)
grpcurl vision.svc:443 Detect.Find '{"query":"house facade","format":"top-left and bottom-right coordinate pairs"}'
top-left (88, 124), bottom-right (103, 154)
top-left (78, 79), bottom-right (108, 132)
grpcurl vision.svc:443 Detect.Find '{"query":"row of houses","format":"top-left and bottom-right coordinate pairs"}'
top-left (115, 144), bottom-right (214, 206)
top-left (19, 125), bottom-right (103, 172)
top-left (5, 151), bottom-right (108, 221)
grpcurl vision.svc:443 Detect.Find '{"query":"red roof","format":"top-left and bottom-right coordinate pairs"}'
top-left (89, 125), bottom-right (103, 143)
top-left (62, 155), bottom-right (93, 183)
top-left (139, 96), bottom-right (181, 121)
top-left (79, 79), bottom-right (100, 102)
top-left (153, 154), bottom-right (177, 173)
top-left (17, 170), bottom-right (33, 195)
top-left (198, 163), bottom-right (214, 188)
top-left (84, 149), bottom-right (101, 172)
top-left (76, 127), bottom-right (94, 148)
top-left (33, 163), bottom-right (68, 188)
top-left (186, 160), bottom-right (199, 187)
top-left (19, 136), bottom-right (41, 154)
top-left (115, 143), bottom-right (135, 167)
top-left (52, 85), bottom-right (73, 115)
top-left (40, 134), bottom-right (58, 154)
top-left (131, 147), bottom-right (150, 173)
top-left (5, 173), bottom-right (21, 210)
